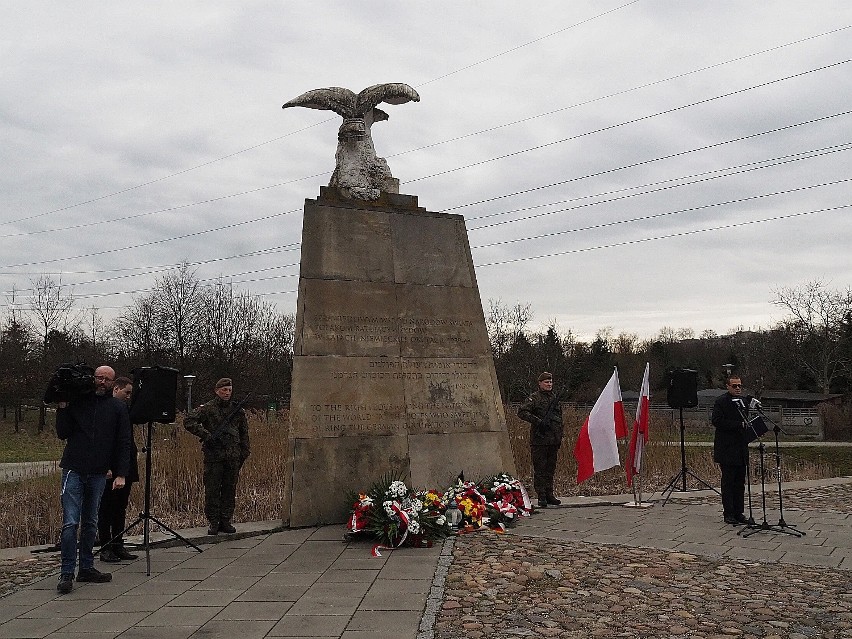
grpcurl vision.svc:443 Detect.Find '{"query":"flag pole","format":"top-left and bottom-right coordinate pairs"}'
top-left (624, 363), bottom-right (654, 509)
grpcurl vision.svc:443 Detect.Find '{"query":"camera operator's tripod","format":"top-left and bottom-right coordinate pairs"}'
top-left (102, 422), bottom-right (202, 575)
top-left (661, 407), bottom-right (719, 505)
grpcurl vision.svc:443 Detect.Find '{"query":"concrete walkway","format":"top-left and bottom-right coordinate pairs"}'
top-left (1, 477), bottom-right (850, 638)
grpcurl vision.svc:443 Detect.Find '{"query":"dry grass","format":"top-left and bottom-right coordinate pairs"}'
top-left (0, 407), bottom-right (834, 550)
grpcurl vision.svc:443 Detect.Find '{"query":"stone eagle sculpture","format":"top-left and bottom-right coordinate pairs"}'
top-left (283, 83), bottom-right (420, 200)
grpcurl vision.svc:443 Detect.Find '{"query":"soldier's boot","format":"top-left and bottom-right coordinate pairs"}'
top-left (219, 521), bottom-right (237, 534)
top-left (207, 522), bottom-right (220, 536)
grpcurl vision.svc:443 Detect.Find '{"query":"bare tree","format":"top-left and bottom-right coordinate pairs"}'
top-left (26, 275), bottom-right (79, 356)
top-left (200, 279), bottom-right (263, 368)
top-left (254, 304), bottom-right (295, 401)
top-left (153, 263), bottom-right (204, 374)
top-left (485, 299), bottom-right (532, 358)
top-left (772, 280), bottom-right (852, 394)
top-left (612, 331), bottom-right (640, 355)
top-left (114, 293), bottom-right (163, 362)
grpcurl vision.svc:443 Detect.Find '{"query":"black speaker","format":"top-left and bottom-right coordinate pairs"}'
top-left (667, 368), bottom-right (698, 409)
top-left (129, 366), bottom-right (179, 424)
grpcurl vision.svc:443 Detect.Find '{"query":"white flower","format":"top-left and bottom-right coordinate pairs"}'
top-left (408, 520), bottom-right (420, 534)
top-left (436, 515), bottom-right (447, 526)
top-left (383, 501), bottom-right (395, 516)
top-left (388, 481), bottom-right (408, 498)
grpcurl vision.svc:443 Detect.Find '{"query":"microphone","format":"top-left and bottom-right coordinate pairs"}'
top-left (749, 397), bottom-right (762, 411)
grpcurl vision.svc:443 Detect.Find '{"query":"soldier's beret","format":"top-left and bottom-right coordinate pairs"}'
top-left (538, 372), bottom-right (553, 382)
top-left (215, 378), bottom-right (232, 389)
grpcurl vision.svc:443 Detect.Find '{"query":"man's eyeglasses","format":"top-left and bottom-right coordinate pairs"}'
top-left (729, 383), bottom-right (742, 388)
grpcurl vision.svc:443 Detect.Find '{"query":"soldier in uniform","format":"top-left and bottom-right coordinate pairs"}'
top-left (184, 378), bottom-right (250, 535)
top-left (518, 372), bottom-right (564, 508)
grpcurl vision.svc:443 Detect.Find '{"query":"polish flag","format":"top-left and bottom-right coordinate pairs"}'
top-left (626, 363), bottom-right (650, 487)
top-left (574, 367), bottom-right (627, 484)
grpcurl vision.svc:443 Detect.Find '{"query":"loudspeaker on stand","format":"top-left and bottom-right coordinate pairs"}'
top-left (129, 366), bottom-right (179, 424)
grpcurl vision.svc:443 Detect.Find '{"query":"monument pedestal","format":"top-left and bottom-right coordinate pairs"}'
top-left (284, 188), bottom-right (516, 527)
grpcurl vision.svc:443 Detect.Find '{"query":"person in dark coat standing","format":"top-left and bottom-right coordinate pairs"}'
top-left (54, 365), bottom-right (132, 594)
top-left (98, 376), bottom-right (139, 562)
top-left (518, 372), bottom-right (564, 508)
top-left (184, 378), bottom-right (250, 535)
top-left (712, 375), bottom-right (751, 525)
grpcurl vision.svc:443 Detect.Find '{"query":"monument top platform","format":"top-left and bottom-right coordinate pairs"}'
top-left (311, 186), bottom-right (425, 212)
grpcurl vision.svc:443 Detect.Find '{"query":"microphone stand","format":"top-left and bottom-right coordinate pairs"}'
top-left (759, 410), bottom-right (804, 537)
top-left (739, 430), bottom-right (769, 537)
top-left (732, 400), bottom-right (756, 526)
top-left (736, 405), bottom-right (802, 538)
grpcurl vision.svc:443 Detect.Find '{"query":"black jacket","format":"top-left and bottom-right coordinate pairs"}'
top-left (711, 392), bottom-right (751, 466)
top-left (56, 393), bottom-right (132, 477)
top-left (518, 390), bottom-right (564, 447)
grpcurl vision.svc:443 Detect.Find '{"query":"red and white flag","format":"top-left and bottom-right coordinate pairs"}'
top-left (626, 363), bottom-right (650, 487)
top-left (574, 367), bottom-right (627, 484)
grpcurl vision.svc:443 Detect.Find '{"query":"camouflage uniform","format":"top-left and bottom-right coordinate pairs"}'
top-left (184, 397), bottom-right (250, 529)
top-left (518, 389), bottom-right (563, 501)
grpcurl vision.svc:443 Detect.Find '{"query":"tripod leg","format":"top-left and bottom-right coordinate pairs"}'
top-left (148, 516), bottom-right (203, 552)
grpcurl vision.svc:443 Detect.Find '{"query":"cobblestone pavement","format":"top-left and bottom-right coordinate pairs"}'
top-left (667, 482), bottom-right (852, 514)
top-left (0, 553), bottom-right (59, 600)
top-left (434, 533), bottom-right (852, 639)
top-left (433, 481), bottom-right (852, 639)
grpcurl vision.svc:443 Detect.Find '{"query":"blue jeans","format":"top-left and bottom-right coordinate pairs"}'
top-left (60, 469), bottom-right (107, 575)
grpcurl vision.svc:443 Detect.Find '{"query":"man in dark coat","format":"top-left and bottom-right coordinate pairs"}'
top-left (184, 378), bottom-right (250, 535)
top-left (518, 372), bottom-right (564, 508)
top-left (54, 365), bottom-right (132, 594)
top-left (98, 376), bottom-right (139, 562)
top-left (712, 375), bottom-right (751, 525)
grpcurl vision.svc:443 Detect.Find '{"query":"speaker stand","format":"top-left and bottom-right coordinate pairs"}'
top-left (661, 407), bottom-right (719, 505)
top-left (102, 421), bottom-right (202, 575)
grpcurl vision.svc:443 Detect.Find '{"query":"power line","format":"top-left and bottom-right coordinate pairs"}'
top-left (2, 1), bottom-right (640, 230)
top-left (390, 24), bottom-right (852, 162)
top-left (0, 209), bottom-right (301, 269)
top-left (405, 59), bottom-right (852, 186)
top-left (5, 18), bottom-right (846, 238)
top-left (474, 206), bottom-right (850, 267)
top-left (5, 98), bottom-right (847, 250)
top-left (468, 145), bottom-right (852, 232)
top-left (416, 0), bottom-right (641, 87)
top-left (471, 177), bottom-right (852, 249)
top-left (455, 111), bottom-right (852, 217)
top-left (0, 243), bottom-right (300, 278)
top-left (0, 111), bottom-right (845, 277)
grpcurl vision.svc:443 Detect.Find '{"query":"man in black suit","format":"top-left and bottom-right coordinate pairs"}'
top-left (711, 375), bottom-right (751, 525)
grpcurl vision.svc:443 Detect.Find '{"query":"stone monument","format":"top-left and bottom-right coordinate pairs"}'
top-left (282, 84), bottom-right (516, 527)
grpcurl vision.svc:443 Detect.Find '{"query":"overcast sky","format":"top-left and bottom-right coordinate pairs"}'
top-left (1, 1), bottom-right (851, 341)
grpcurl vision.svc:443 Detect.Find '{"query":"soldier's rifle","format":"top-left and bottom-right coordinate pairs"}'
top-left (205, 392), bottom-right (254, 448)
top-left (537, 387), bottom-right (565, 430)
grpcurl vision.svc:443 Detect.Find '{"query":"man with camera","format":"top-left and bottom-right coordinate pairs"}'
top-left (54, 365), bottom-right (132, 594)
top-left (184, 378), bottom-right (250, 535)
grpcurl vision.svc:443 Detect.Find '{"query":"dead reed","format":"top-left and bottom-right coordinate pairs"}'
top-left (0, 407), bottom-right (833, 550)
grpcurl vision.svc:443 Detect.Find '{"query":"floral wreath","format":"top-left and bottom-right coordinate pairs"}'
top-left (346, 472), bottom-right (532, 554)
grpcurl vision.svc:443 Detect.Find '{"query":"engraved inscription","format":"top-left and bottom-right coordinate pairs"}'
top-left (296, 358), bottom-right (492, 436)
